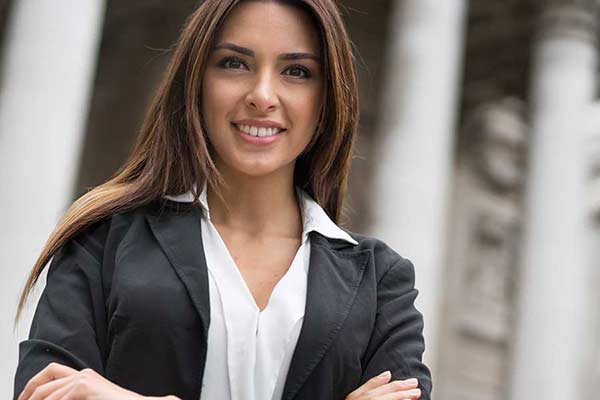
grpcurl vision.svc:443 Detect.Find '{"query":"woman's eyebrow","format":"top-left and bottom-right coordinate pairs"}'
top-left (212, 42), bottom-right (321, 63)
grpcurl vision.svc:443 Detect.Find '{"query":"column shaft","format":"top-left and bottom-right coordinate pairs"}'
top-left (0, 1), bottom-right (105, 397)
top-left (369, 0), bottom-right (467, 374)
top-left (509, 5), bottom-right (597, 399)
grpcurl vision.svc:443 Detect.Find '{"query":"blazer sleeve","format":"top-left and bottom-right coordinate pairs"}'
top-left (360, 257), bottom-right (433, 399)
top-left (13, 237), bottom-right (108, 399)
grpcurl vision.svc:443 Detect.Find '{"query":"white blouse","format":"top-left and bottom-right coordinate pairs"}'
top-left (164, 184), bottom-right (357, 400)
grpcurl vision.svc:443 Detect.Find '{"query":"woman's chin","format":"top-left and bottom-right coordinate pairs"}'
top-left (225, 159), bottom-right (288, 179)
top-left (241, 166), bottom-right (283, 178)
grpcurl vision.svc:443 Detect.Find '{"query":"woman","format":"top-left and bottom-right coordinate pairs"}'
top-left (13, 0), bottom-right (432, 399)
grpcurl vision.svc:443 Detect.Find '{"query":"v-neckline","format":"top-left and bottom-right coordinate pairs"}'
top-left (208, 218), bottom-right (303, 315)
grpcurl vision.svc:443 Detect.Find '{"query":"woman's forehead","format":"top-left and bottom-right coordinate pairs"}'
top-left (215, 1), bottom-right (321, 54)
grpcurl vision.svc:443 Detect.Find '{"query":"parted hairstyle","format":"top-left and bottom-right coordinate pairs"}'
top-left (15, 0), bottom-right (359, 324)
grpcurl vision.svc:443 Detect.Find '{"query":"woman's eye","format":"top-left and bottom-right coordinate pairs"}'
top-left (218, 57), bottom-right (247, 70)
top-left (284, 65), bottom-right (311, 79)
top-left (217, 57), bottom-right (311, 79)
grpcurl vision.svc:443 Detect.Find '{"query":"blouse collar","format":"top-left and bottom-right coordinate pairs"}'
top-left (164, 183), bottom-right (358, 246)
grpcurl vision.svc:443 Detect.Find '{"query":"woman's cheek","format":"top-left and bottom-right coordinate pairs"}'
top-left (203, 87), bottom-right (228, 119)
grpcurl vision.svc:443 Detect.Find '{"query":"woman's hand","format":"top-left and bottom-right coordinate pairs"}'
top-left (346, 371), bottom-right (421, 400)
top-left (17, 362), bottom-right (181, 400)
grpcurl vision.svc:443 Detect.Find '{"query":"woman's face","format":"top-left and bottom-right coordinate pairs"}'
top-left (201, 1), bottom-right (324, 179)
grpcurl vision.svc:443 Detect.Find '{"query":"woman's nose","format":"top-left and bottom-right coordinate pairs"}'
top-left (245, 71), bottom-right (279, 112)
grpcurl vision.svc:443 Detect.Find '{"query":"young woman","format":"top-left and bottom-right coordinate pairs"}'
top-left (13, 1), bottom-right (432, 399)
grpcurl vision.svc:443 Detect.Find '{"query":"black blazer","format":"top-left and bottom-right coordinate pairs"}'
top-left (14, 199), bottom-right (432, 400)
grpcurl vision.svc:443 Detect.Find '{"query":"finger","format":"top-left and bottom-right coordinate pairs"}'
top-left (379, 387), bottom-right (421, 400)
top-left (347, 370), bottom-right (392, 398)
top-left (19, 363), bottom-right (78, 400)
top-left (18, 363), bottom-right (78, 400)
top-left (43, 380), bottom-right (77, 400)
top-left (27, 376), bottom-right (72, 400)
top-left (40, 369), bottom-right (99, 400)
top-left (366, 378), bottom-right (419, 397)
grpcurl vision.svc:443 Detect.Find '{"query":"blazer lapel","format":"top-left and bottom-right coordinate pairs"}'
top-left (281, 232), bottom-right (370, 400)
top-left (146, 204), bottom-right (370, 400)
top-left (145, 204), bottom-right (211, 340)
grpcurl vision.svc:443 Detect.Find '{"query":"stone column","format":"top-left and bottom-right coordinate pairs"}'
top-left (585, 137), bottom-right (600, 398)
top-left (0, 1), bottom-right (105, 397)
top-left (368, 0), bottom-right (467, 373)
top-left (508, 4), bottom-right (597, 399)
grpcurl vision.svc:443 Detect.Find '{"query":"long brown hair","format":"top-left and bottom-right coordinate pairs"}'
top-left (15, 0), bottom-right (359, 324)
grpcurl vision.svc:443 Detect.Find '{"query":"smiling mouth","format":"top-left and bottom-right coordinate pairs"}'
top-left (231, 123), bottom-right (286, 138)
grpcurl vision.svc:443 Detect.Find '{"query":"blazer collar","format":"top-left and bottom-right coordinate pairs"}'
top-left (145, 205), bottom-right (211, 344)
top-left (163, 183), bottom-right (358, 246)
top-left (281, 232), bottom-right (370, 400)
top-left (145, 202), bottom-right (369, 400)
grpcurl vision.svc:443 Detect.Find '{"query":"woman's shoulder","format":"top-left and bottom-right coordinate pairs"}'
top-left (68, 199), bottom-right (190, 262)
top-left (339, 227), bottom-right (415, 278)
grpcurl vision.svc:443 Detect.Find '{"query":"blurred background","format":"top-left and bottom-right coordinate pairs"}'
top-left (1, 0), bottom-right (599, 399)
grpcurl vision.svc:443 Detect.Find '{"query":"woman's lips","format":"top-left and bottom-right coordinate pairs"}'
top-left (231, 123), bottom-right (284, 145)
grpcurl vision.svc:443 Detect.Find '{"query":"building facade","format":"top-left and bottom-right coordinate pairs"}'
top-left (1, 0), bottom-right (599, 399)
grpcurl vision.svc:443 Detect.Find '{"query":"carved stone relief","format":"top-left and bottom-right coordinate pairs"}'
top-left (587, 140), bottom-right (600, 223)
top-left (436, 97), bottom-right (527, 400)
top-left (584, 136), bottom-right (600, 397)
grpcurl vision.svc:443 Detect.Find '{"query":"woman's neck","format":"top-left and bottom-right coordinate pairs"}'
top-left (206, 166), bottom-right (302, 239)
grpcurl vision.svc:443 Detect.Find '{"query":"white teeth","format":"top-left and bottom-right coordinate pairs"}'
top-left (236, 124), bottom-right (282, 137)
